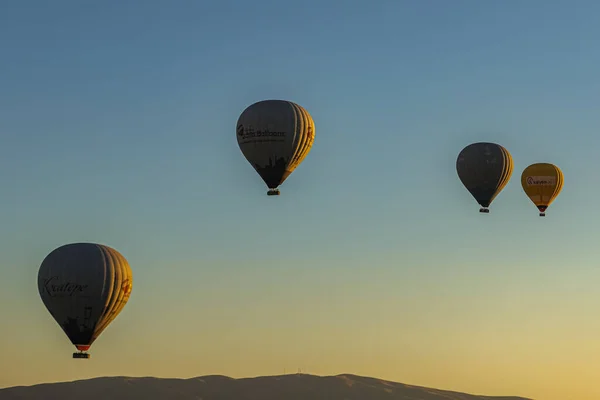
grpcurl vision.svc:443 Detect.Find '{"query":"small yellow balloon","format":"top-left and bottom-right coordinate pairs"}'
top-left (520, 163), bottom-right (564, 217)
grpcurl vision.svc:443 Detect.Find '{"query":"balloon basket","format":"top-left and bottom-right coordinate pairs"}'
top-left (267, 189), bottom-right (280, 196)
top-left (479, 208), bottom-right (490, 213)
top-left (73, 352), bottom-right (90, 359)
top-left (539, 212), bottom-right (546, 217)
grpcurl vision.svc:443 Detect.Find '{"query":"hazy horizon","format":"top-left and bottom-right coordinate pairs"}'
top-left (2, 1), bottom-right (600, 400)
top-left (0, 373), bottom-right (534, 400)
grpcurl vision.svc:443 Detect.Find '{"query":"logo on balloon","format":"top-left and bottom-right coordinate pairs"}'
top-left (43, 276), bottom-right (88, 297)
top-left (526, 176), bottom-right (556, 186)
top-left (237, 125), bottom-right (285, 140)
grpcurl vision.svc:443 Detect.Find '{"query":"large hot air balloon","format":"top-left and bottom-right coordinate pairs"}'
top-left (521, 163), bottom-right (564, 217)
top-left (38, 243), bottom-right (133, 359)
top-left (237, 100), bottom-right (315, 195)
top-left (456, 142), bottom-right (514, 213)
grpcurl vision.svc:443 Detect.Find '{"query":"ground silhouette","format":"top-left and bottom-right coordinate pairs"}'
top-left (0, 373), bottom-right (533, 400)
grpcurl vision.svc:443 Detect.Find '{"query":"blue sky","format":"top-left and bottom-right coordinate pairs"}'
top-left (1, 1), bottom-right (600, 399)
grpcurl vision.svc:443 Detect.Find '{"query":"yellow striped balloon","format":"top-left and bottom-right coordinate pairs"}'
top-left (521, 163), bottom-right (564, 217)
top-left (237, 100), bottom-right (315, 196)
top-left (38, 243), bottom-right (133, 359)
top-left (456, 142), bottom-right (514, 213)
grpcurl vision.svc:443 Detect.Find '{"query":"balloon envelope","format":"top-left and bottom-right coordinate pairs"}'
top-left (456, 142), bottom-right (514, 212)
top-left (521, 163), bottom-right (564, 216)
top-left (38, 243), bottom-right (133, 355)
top-left (236, 100), bottom-right (315, 195)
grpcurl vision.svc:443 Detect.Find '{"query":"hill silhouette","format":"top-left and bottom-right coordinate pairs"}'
top-left (0, 373), bottom-right (533, 400)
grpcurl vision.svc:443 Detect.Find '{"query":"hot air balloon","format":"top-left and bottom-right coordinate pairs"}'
top-left (521, 163), bottom-right (563, 217)
top-left (456, 142), bottom-right (514, 213)
top-left (237, 100), bottom-right (315, 195)
top-left (38, 243), bottom-right (133, 359)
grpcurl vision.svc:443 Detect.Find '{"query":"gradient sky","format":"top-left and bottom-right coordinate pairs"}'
top-left (1, 1), bottom-right (600, 399)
